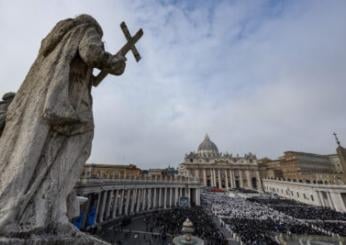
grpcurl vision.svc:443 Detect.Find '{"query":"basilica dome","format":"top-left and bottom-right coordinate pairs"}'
top-left (197, 134), bottom-right (219, 155)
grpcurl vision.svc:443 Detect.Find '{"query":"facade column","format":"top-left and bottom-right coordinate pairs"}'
top-left (231, 170), bottom-right (236, 188)
top-left (218, 169), bottom-right (222, 188)
top-left (210, 169), bottom-right (213, 187)
top-left (195, 189), bottom-right (201, 206)
top-left (211, 169), bottom-right (215, 187)
top-left (187, 188), bottom-right (191, 206)
top-left (246, 170), bottom-right (251, 189)
top-left (256, 171), bottom-right (262, 191)
top-left (203, 169), bottom-right (207, 186)
top-left (225, 170), bottom-right (229, 189)
top-left (327, 192), bottom-right (336, 210)
top-left (194, 169), bottom-right (199, 180)
top-left (239, 171), bottom-right (244, 188)
top-left (111, 189), bottom-right (118, 219)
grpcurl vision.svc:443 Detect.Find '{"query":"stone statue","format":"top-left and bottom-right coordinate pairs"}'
top-left (0, 14), bottom-right (140, 237)
top-left (0, 92), bottom-right (15, 136)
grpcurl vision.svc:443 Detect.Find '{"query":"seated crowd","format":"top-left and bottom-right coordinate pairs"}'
top-left (201, 192), bottom-right (342, 244)
top-left (144, 207), bottom-right (227, 245)
top-left (248, 196), bottom-right (346, 221)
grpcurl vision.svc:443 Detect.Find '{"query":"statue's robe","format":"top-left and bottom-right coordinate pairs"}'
top-left (0, 15), bottom-right (117, 234)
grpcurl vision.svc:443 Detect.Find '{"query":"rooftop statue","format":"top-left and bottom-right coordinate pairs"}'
top-left (0, 14), bottom-right (142, 238)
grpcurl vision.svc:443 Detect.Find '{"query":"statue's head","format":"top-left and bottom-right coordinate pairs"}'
top-left (2, 92), bottom-right (15, 102)
top-left (75, 14), bottom-right (103, 36)
top-left (40, 14), bottom-right (103, 57)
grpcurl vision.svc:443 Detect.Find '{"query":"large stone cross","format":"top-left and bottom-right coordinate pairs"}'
top-left (120, 21), bottom-right (143, 62)
top-left (93, 21), bottom-right (143, 86)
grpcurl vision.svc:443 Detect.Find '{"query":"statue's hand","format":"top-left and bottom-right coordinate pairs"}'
top-left (108, 54), bottom-right (126, 75)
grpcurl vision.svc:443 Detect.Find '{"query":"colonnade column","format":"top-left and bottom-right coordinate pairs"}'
top-left (119, 189), bottom-right (124, 216)
top-left (81, 194), bottom-right (91, 229)
top-left (105, 190), bottom-right (114, 219)
top-left (169, 188), bottom-right (173, 207)
top-left (95, 192), bottom-right (101, 223)
top-left (99, 191), bottom-right (107, 222)
top-left (148, 188), bottom-right (152, 210)
top-left (125, 189), bottom-right (131, 215)
top-left (143, 188), bottom-right (147, 211)
top-left (158, 187), bottom-right (162, 208)
top-left (111, 189), bottom-right (118, 218)
top-left (153, 188), bottom-right (157, 209)
top-left (164, 188), bottom-right (167, 209)
top-left (136, 188), bottom-right (141, 213)
top-left (175, 187), bottom-right (179, 206)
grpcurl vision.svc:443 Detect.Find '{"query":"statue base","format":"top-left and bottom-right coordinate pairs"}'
top-left (0, 224), bottom-right (110, 245)
top-left (0, 234), bottom-right (110, 245)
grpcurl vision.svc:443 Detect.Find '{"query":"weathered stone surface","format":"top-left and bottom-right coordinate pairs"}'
top-left (0, 14), bottom-right (126, 236)
top-left (0, 233), bottom-right (110, 245)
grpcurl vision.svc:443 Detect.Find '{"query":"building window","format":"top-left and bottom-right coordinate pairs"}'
top-left (311, 195), bottom-right (314, 201)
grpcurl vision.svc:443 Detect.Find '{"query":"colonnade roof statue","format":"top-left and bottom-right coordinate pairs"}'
top-left (0, 14), bottom-right (143, 241)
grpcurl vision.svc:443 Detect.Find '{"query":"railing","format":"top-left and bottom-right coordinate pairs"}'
top-left (77, 176), bottom-right (201, 186)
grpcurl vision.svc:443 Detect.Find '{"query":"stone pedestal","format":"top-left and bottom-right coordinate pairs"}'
top-left (0, 225), bottom-right (110, 245)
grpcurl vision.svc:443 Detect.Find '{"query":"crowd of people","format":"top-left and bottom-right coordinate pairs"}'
top-left (99, 206), bottom-right (227, 245)
top-left (143, 207), bottom-right (227, 245)
top-left (313, 221), bottom-right (346, 236)
top-left (248, 197), bottom-right (346, 221)
top-left (223, 218), bottom-right (325, 245)
top-left (201, 192), bottom-right (335, 244)
top-left (247, 196), bottom-right (346, 237)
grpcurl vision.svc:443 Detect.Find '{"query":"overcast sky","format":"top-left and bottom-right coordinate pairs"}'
top-left (0, 0), bottom-right (345, 169)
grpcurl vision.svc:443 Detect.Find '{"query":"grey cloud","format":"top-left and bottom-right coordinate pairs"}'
top-left (0, 0), bottom-right (345, 168)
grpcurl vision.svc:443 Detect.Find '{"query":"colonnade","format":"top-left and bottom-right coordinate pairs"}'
top-left (75, 177), bottom-right (201, 230)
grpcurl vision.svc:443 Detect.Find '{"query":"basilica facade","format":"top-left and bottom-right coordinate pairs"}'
top-left (178, 135), bottom-right (263, 191)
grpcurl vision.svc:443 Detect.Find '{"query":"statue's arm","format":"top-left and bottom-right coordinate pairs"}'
top-left (79, 28), bottom-right (126, 78)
